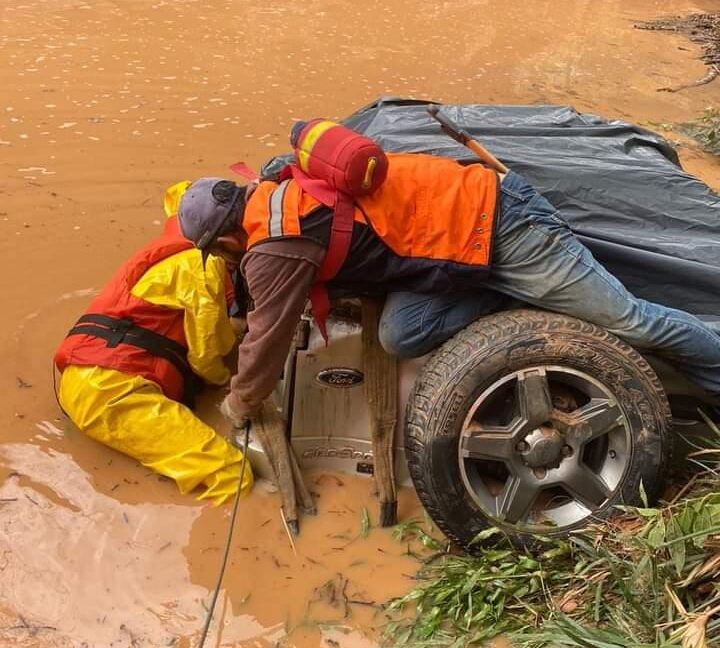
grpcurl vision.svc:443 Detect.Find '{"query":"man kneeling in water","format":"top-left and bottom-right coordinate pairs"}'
top-left (53, 181), bottom-right (253, 504)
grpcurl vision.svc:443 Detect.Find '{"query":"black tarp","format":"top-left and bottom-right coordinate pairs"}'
top-left (262, 97), bottom-right (720, 317)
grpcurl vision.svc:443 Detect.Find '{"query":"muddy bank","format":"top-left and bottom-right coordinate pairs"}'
top-left (636, 11), bottom-right (720, 92)
top-left (1, 0), bottom-right (720, 646)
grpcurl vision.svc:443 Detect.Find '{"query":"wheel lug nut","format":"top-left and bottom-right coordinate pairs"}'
top-left (516, 441), bottom-right (529, 452)
top-left (561, 445), bottom-right (573, 458)
top-left (609, 449), bottom-right (617, 459)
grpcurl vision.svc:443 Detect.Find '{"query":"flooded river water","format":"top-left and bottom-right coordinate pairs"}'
top-left (1, 0), bottom-right (719, 646)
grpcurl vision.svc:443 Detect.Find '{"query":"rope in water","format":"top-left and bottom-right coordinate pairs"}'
top-left (196, 421), bottom-right (250, 648)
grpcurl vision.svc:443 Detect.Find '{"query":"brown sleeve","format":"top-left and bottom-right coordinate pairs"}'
top-left (226, 238), bottom-right (325, 418)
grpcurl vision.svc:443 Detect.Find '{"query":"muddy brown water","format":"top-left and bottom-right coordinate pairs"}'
top-left (1, 0), bottom-right (719, 646)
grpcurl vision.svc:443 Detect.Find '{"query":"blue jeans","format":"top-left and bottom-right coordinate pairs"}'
top-left (379, 170), bottom-right (720, 399)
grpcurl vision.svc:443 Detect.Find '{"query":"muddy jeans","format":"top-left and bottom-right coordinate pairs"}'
top-left (379, 170), bottom-right (720, 399)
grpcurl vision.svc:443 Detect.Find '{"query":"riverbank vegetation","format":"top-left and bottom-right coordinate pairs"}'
top-left (386, 414), bottom-right (720, 648)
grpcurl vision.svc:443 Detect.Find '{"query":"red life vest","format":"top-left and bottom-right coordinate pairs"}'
top-left (54, 218), bottom-right (196, 404)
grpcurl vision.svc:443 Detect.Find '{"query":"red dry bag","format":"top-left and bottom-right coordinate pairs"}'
top-left (282, 120), bottom-right (388, 341)
top-left (290, 118), bottom-right (388, 198)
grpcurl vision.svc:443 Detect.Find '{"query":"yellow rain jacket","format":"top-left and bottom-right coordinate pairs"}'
top-left (56, 181), bottom-right (253, 504)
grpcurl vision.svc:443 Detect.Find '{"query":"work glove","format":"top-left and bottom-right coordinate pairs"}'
top-left (219, 393), bottom-right (249, 429)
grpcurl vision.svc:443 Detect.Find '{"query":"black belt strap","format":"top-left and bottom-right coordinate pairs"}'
top-left (67, 313), bottom-right (196, 407)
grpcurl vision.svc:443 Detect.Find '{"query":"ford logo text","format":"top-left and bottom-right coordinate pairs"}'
top-left (316, 368), bottom-right (364, 388)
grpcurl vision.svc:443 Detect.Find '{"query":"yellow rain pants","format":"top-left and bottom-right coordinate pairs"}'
top-left (59, 365), bottom-right (253, 503)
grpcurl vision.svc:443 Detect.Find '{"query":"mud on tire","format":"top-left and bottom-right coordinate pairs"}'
top-left (404, 309), bottom-right (671, 550)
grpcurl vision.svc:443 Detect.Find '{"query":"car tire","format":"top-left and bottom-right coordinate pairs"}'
top-left (405, 309), bottom-right (671, 550)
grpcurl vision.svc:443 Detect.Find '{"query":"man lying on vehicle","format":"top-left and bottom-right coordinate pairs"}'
top-left (177, 133), bottom-right (720, 430)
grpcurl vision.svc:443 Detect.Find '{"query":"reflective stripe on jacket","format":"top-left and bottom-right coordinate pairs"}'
top-left (242, 153), bottom-right (499, 274)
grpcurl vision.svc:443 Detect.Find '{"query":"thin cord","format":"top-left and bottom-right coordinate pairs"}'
top-left (197, 421), bottom-right (250, 648)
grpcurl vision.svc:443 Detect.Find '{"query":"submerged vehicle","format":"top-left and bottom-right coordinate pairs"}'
top-left (244, 98), bottom-right (720, 547)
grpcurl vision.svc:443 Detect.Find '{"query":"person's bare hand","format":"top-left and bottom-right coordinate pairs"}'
top-left (229, 316), bottom-right (247, 337)
top-left (219, 394), bottom-right (248, 429)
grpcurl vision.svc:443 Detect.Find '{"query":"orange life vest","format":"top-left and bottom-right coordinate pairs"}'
top-left (54, 218), bottom-right (196, 404)
top-left (243, 152), bottom-right (498, 268)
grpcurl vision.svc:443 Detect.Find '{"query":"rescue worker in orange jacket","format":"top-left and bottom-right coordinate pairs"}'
top-left (54, 182), bottom-right (253, 504)
top-left (177, 152), bottom-right (720, 427)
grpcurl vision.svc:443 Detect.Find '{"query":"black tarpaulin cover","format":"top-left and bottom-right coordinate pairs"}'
top-left (263, 97), bottom-right (720, 317)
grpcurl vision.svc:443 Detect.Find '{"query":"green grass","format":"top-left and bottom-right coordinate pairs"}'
top-left (384, 413), bottom-right (720, 648)
top-left (682, 108), bottom-right (720, 157)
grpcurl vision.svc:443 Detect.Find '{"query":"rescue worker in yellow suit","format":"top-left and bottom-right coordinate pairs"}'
top-left (53, 181), bottom-right (253, 504)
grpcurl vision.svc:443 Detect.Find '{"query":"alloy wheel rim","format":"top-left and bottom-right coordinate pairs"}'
top-left (458, 366), bottom-right (632, 534)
